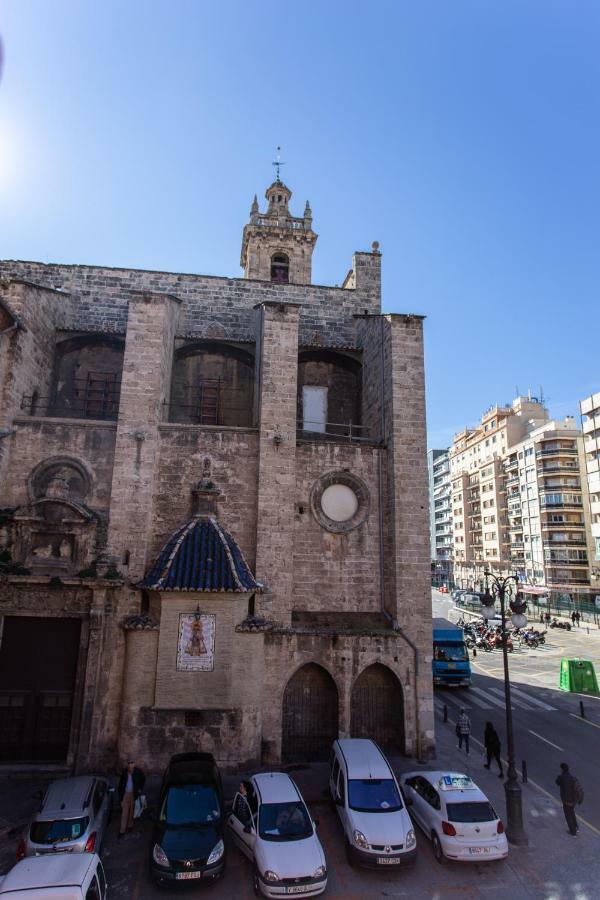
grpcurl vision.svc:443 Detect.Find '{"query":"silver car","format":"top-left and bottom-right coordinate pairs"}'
top-left (20, 776), bottom-right (113, 859)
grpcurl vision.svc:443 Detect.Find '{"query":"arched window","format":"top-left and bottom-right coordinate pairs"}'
top-left (271, 253), bottom-right (289, 284)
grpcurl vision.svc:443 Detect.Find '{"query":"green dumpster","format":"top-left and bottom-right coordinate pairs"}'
top-left (559, 658), bottom-right (600, 695)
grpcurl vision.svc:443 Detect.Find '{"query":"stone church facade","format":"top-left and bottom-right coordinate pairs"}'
top-left (0, 177), bottom-right (434, 772)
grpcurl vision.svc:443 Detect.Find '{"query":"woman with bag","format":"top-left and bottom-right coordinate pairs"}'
top-left (483, 722), bottom-right (503, 777)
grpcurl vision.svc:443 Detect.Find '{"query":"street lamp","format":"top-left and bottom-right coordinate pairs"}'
top-left (479, 571), bottom-right (529, 846)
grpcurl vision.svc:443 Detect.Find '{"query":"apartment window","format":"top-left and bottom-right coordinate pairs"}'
top-left (525, 447), bottom-right (534, 457)
top-left (484, 532), bottom-right (496, 541)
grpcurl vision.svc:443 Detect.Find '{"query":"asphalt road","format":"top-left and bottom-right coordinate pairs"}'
top-left (432, 589), bottom-right (600, 834)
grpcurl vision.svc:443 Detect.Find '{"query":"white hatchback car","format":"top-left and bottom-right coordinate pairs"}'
top-left (399, 772), bottom-right (508, 863)
top-left (227, 772), bottom-right (327, 897)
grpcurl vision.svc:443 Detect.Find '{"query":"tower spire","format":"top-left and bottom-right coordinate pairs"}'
top-left (272, 145), bottom-right (285, 183)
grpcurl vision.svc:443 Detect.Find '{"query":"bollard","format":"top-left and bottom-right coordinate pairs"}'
top-left (443, 704), bottom-right (448, 723)
top-left (522, 760), bottom-right (528, 784)
top-left (580, 700), bottom-right (585, 719)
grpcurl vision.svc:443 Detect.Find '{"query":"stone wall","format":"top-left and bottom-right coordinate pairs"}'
top-left (293, 442), bottom-right (382, 613)
top-left (0, 257), bottom-right (381, 347)
top-left (261, 630), bottom-right (416, 763)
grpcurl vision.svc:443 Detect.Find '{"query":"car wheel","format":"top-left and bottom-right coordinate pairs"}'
top-left (253, 867), bottom-right (261, 896)
top-left (432, 832), bottom-right (444, 864)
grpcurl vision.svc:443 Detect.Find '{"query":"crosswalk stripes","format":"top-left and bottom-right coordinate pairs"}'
top-left (496, 685), bottom-right (556, 711)
top-left (436, 685), bottom-right (557, 712)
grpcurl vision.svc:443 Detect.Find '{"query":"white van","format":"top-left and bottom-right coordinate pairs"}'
top-left (0, 853), bottom-right (107, 899)
top-left (329, 738), bottom-right (417, 868)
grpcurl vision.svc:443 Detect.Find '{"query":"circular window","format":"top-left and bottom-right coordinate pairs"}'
top-left (310, 471), bottom-right (369, 533)
top-left (321, 484), bottom-right (358, 522)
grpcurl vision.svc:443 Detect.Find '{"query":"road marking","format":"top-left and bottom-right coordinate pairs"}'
top-left (445, 715), bottom-right (600, 837)
top-left (489, 685), bottom-right (555, 712)
top-left (528, 729), bottom-right (563, 751)
top-left (508, 686), bottom-right (556, 711)
top-left (470, 685), bottom-right (506, 709)
top-left (569, 713), bottom-right (600, 729)
top-left (488, 686), bottom-right (534, 710)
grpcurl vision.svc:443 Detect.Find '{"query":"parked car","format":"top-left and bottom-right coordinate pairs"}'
top-left (399, 771), bottom-right (508, 863)
top-left (18, 776), bottom-right (112, 861)
top-left (228, 771), bottom-right (327, 898)
top-left (0, 853), bottom-right (107, 899)
top-left (329, 738), bottom-right (416, 868)
top-left (150, 752), bottom-right (225, 885)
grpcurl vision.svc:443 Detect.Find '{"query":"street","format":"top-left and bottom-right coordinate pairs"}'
top-left (433, 589), bottom-right (600, 833)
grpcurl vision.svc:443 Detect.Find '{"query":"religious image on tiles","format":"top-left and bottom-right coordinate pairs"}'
top-left (176, 610), bottom-right (216, 671)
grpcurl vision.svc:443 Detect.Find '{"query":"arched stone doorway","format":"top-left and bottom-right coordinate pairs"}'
top-left (281, 664), bottom-right (339, 762)
top-left (350, 664), bottom-right (405, 753)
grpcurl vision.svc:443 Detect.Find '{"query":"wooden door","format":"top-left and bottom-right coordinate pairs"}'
top-left (0, 617), bottom-right (81, 761)
top-left (350, 664), bottom-right (405, 753)
top-left (282, 664), bottom-right (338, 762)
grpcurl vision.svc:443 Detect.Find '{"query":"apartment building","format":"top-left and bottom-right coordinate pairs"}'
top-left (450, 397), bottom-right (548, 588)
top-left (580, 391), bottom-right (600, 589)
top-left (428, 449), bottom-right (453, 586)
top-left (504, 418), bottom-right (594, 596)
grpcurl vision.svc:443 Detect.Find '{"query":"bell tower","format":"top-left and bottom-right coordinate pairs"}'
top-left (240, 172), bottom-right (317, 285)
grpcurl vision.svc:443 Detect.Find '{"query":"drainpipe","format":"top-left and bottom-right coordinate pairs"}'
top-left (378, 445), bottom-right (422, 762)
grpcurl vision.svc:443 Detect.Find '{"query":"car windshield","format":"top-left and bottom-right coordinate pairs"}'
top-left (446, 801), bottom-right (497, 823)
top-left (348, 779), bottom-right (403, 812)
top-left (160, 784), bottom-right (221, 826)
top-left (258, 801), bottom-right (313, 841)
top-left (434, 642), bottom-right (468, 662)
top-left (30, 817), bottom-right (89, 844)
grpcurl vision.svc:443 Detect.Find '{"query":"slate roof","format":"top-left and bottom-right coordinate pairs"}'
top-left (140, 516), bottom-right (260, 593)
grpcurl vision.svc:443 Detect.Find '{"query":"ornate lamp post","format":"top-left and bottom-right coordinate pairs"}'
top-left (479, 571), bottom-right (529, 846)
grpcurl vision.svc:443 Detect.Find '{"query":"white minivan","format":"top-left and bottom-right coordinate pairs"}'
top-left (329, 738), bottom-right (417, 868)
top-left (0, 853), bottom-right (107, 899)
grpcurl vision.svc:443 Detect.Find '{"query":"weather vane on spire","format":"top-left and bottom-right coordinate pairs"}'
top-left (272, 146), bottom-right (285, 182)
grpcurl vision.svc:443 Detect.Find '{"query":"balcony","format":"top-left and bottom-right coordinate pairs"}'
top-left (296, 420), bottom-right (372, 442)
top-left (536, 446), bottom-right (578, 458)
top-left (510, 541), bottom-right (524, 549)
top-left (21, 379), bottom-right (121, 422)
top-left (504, 458), bottom-right (519, 473)
top-left (543, 538), bottom-right (587, 547)
top-left (505, 475), bottom-right (520, 488)
top-left (541, 520), bottom-right (584, 530)
top-left (537, 461), bottom-right (579, 473)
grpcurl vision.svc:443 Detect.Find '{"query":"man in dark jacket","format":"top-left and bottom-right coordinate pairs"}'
top-left (118, 759), bottom-right (146, 836)
top-left (556, 762), bottom-right (579, 836)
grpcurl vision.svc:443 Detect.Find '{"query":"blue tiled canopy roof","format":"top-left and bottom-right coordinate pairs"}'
top-left (140, 516), bottom-right (260, 592)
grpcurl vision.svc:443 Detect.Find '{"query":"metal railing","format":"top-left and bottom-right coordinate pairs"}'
top-left (296, 420), bottom-right (371, 441)
top-left (21, 377), bottom-right (121, 421)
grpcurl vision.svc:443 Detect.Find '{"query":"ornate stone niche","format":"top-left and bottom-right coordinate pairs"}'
top-left (14, 473), bottom-right (96, 574)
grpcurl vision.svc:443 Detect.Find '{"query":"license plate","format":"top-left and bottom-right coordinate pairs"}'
top-left (469, 847), bottom-right (491, 854)
top-left (378, 857), bottom-right (401, 864)
top-left (176, 871), bottom-right (203, 879)
top-left (448, 663), bottom-right (456, 669)
top-left (286, 888), bottom-right (310, 895)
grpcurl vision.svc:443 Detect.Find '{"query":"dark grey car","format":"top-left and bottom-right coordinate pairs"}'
top-left (19, 775), bottom-right (113, 859)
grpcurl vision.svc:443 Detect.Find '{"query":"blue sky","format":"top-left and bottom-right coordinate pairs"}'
top-left (1, 1), bottom-right (599, 447)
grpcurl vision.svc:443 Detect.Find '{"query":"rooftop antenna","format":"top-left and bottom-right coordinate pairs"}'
top-left (272, 146), bottom-right (285, 183)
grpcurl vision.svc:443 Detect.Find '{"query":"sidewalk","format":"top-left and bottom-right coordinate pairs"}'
top-left (435, 708), bottom-right (600, 897)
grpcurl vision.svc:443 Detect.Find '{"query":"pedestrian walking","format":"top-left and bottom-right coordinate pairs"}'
top-left (456, 708), bottom-right (471, 755)
top-left (118, 759), bottom-right (146, 837)
top-left (555, 762), bottom-right (583, 836)
top-left (575, 610), bottom-right (581, 626)
top-left (483, 722), bottom-right (504, 777)
top-left (571, 611), bottom-right (576, 626)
